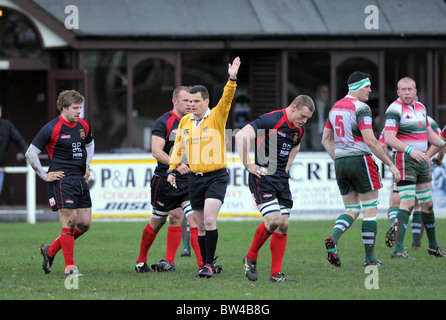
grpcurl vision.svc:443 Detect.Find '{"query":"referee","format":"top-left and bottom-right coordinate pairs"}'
top-left (167, 56), bottom-right (241, 278)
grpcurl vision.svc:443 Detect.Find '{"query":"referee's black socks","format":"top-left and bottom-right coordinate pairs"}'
top-left (204, 229), bottom-right (218, 265)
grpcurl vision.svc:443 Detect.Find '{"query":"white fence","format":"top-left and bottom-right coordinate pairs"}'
top-left (0, 164), bottom-right (37, 224)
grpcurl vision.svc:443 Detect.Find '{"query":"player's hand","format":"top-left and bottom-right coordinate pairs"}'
top-left (167, 172), bottom-right (177, 189)
top-left (389, 165), bottom-right (401, 183)
top-left (228, 56), bottom-right (241, 79)
top-left (176, 164), bottom-right (190, 175)
top-left (84, 167), bottom-right (91, 181)
top-left (46, 171), bottom-right (65, 182)
top-left (410, 149), bottom-right (429, 163)
top-left (432, 157), bottom-right (443, 166)
top-left (245, 163), bottom-right (267, 178)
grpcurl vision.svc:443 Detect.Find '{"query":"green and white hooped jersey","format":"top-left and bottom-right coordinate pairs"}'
top-left (384, 99), bottom-right (429, 153)
top-left (325, 95), bottom-right (374, 159)
top-left (428, 116), bottom-right (441, 135)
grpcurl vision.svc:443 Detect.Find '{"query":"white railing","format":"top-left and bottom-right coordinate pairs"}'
top-left (0, 164), bottom-right (36, 224)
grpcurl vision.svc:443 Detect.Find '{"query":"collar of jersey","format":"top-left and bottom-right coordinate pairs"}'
top-left (58, 115), bottom-right (78, 128)
top-left (282, 108), bottom-right (296, 129)
top-left (397, 98), bottom-right (416, 109)
top-left (170, 110), bottom-right (182, 121)
top-left (191, 108), bottom-right (211, 121)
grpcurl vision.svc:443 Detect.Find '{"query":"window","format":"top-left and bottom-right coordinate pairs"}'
top-left (0, 7), bottom-right (40, 58)
top-left (437, 51), bottom-right (446, 128)
top-left (83, 51), bottom-right (127, 152)
top-left (288, 51), bottom-right (330, 151)
top-left (385, 51), bottom-right (428, 107)
top-left (132, 58), bottom-right (175, 151)
top-left (182, 51), bottom-right (225, 107)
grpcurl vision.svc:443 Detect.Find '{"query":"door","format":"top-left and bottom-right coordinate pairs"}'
top-left (0, 70), bottom-right (47, 205)
top-left (48, 69), bottom-right (92, 122)
top-left (331, 51), bottom-right (385, 135)
top-left (126, 52), bottom-right (180, 150)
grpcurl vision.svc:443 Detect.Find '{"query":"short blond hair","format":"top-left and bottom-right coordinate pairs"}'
top-left (290, 95), bottom-right (315, 112)
top-left (172, 86), bottom-right (190, 99)
top-left (397, 77), bottom-right (416, 89)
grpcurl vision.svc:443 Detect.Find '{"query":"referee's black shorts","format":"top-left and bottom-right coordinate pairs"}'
top-left (188, 169), bottom-right (229, 210)
top-left (48, 177), bottom-right (92, 212)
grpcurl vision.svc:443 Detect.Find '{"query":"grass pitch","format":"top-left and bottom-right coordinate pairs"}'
top-left (0, 218), bottom-right (445, 303)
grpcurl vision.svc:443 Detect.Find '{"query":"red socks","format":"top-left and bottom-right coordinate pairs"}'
top-left (190, 227), bottom-right (203, 268)
top-left (160, 225), bottom-right (204, 269)
top-left (139, 224), bottom-right (203, 268)
top-left (246, 222), bottom-right (287, 277)
top-left (137, 223), bottom-right (158, 264)
top-left (165, 226), bottom-right (182, 263)
top-left (59, 228), bottom-right (75, 267)
top-left (137, 223), bottom-right (203, 268)
top-left (270, 232), bottom-right (287, 277)
top-left (247, 222), bottom-right (272, 260)
top-left (48, 228), bottom-right (83, 258)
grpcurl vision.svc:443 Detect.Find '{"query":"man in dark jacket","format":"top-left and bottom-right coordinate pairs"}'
top-left (0, 104), bottom-right (28, 194)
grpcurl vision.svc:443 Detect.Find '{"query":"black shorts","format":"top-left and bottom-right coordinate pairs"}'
top-left (248, 173), bottom-right (293, 209)
top-left (151, 174), bottom-right (189, 212)
top-left (48, 177), bottom-right (91, 212)
top-left (188, 169), bottom-right (229, 210)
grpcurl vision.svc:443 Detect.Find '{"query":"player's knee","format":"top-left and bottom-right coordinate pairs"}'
top-left (277, 222), bottom-right (288, 234)
top-left (169, 214), bottom-right (182, 226)
top-left (264, 214), bottom-right (281, 233)
top-left (197, 221), bottom-right (206, 235)
top-left (150, 216), bottom-right (167, 232)
top-left (401, 202), bottom-right (415, 213)
top-left (420, 200), bottom-right (433, 212)
top-left (416, 188), bottom-right (433, 212)
top-left (203, 215), bottom-right (217, 230)
top-left (76, 223), bottom-right (90, 233)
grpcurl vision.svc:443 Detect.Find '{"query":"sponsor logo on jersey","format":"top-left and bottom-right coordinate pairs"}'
top-left (157, 200), bottom-right (165, 207)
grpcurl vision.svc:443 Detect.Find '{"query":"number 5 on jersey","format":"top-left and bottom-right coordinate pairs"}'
top-left (335, 115), bottom-right (345, 137)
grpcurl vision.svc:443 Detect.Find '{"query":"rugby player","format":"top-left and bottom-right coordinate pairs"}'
top-left (26, 90), bottom-right (94, 276)
top-left (236, 94), bottom-right (315, 282)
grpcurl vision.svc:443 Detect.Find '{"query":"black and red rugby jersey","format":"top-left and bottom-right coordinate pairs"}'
top-left (249, 109), bottom-right (303, 174)
top-left (152, 110), bottom-right (187, 179)
top-left (31, 115), bottom-right (93, 178)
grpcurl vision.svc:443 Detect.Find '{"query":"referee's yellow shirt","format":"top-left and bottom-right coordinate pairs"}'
top-left (169, 79), bottom-right (236, 174)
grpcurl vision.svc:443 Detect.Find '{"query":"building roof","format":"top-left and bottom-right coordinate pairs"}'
top-left (30, 0), bottom-right (446, 39)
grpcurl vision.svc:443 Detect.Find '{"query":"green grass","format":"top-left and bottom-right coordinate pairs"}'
top-left (0, 218), bottom-right (445, 301)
